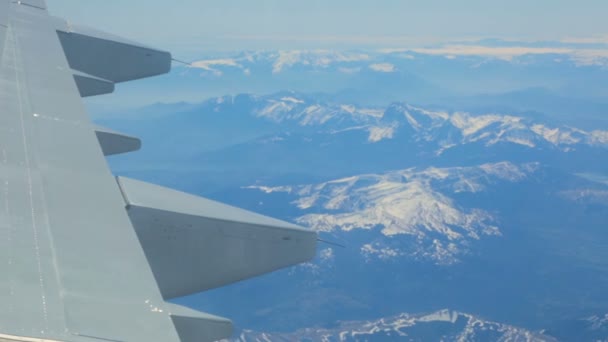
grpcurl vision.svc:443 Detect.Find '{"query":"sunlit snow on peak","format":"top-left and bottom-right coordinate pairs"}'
top-left (248, 162), bottom-right (537, 264)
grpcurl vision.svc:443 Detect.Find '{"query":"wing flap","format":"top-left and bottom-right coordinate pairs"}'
top-left (116, 177), bottom-right (318, 299)
top-left (168, 304), bottom-right (233, 342)
top-left (73, 71), bottom-right (114, 97)
top-left (94, 125), bottom-right (141, 156)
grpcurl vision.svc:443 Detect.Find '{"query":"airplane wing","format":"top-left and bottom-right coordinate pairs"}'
top-left (0, 2), bottom-right (317, 342)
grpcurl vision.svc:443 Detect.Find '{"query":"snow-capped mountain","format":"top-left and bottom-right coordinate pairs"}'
top-left (100, 91), bottom-right (608, 194)
top-left (191, 50), bottom-right (374, 75)
top-left (200, 93), bottom-right (608, 153)
top-left (243, 94), bottom-right (608, 152)
top-left (587, 314), bottom-right (608, 331)
top-left (228, 310), bottom-right (556, 342)
top-left (100, 90), bottom-right (608, 341)
top-left (247, 162), bottom-right (538, 264)
top-left (382, 103), bottom-right (608, 151)
top-left (104, 42), bottom-right (608, 132)
top-left (249, 94), bottom-right (383, 127)
top-left (188, 45), bottom-right (608, 77)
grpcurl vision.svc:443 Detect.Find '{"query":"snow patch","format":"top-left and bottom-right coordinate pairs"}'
top-left (280, 96), bottom-right (305, 104)
top-left (591, 130), bottom-right (608, 145)
top-left (368, 125), bottom-right (397, 142)
top-left (272, 50), bottom-right (371, 73)
top-left (190, 59), bottom-right (242, 76)
top-left (319, 248), bottom-right (335, 262)
top-left (243, 185), bottom-right (293, 194)
top-left (273, 51), bottom-right (302, 73)
top-left (361, 243), bottom-right (402, 261)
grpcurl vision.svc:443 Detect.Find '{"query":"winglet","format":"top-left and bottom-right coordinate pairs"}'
top-left (73, 70), bottom-right (114, 97)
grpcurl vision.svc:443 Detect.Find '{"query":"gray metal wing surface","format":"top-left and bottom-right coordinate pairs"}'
top-left (0, 1), bottom-right (317, 341)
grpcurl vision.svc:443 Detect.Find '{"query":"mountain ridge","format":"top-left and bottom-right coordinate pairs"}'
top-left (227, 309), bottom-right (557, 342)
top-left (246, 162), bottom-right (539, 264)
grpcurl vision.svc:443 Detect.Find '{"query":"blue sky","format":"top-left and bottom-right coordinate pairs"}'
top-left (50, 0), bottom-right (608, 55)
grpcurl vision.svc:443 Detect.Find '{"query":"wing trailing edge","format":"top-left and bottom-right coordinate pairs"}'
top-left (168, 303), bottom-right (233, 342)
top-left (115, 176), bottom-right (318, 300)
top-left (73, 70), bottom-right (114, 97)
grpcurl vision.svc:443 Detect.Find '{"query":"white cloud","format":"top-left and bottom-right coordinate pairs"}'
top-left (590, 130), bottom-right (608, 144)
top-left (408, 44), bottom-right (608, 66)
top-left (369, 63), bottom-right (396, 72)
top-left (273, 51), bottom-right (302, 73)
top-left (190, 58), bottom-right (241, 69)
top-left (190, 58), bottom-right (243, 76)
top-left (412, 45), bottom-right (572, 61)
top-left (273, 50), bottom-right (371, 73)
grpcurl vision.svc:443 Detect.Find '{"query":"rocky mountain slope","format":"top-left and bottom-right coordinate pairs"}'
top-left (247, 162), bottom-right (539, 264)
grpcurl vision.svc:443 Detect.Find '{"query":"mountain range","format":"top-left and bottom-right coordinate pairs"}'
top-left (91, 44), bottom-right (608, 130)
top-left (99, 92), bottom-right (608, 186)
top-left (99, 91), bottom-right (608, 341)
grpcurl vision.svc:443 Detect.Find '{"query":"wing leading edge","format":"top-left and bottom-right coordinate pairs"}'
top-left (0, 1), bottom-right (317, 342)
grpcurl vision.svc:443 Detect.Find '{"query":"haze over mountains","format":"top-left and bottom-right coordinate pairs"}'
top-left (95, 43), bottom-right (608, 341)
top-left (99, 91), bottom-right (608, 187)
top-left (95, 40), bottom-right (608, 129)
